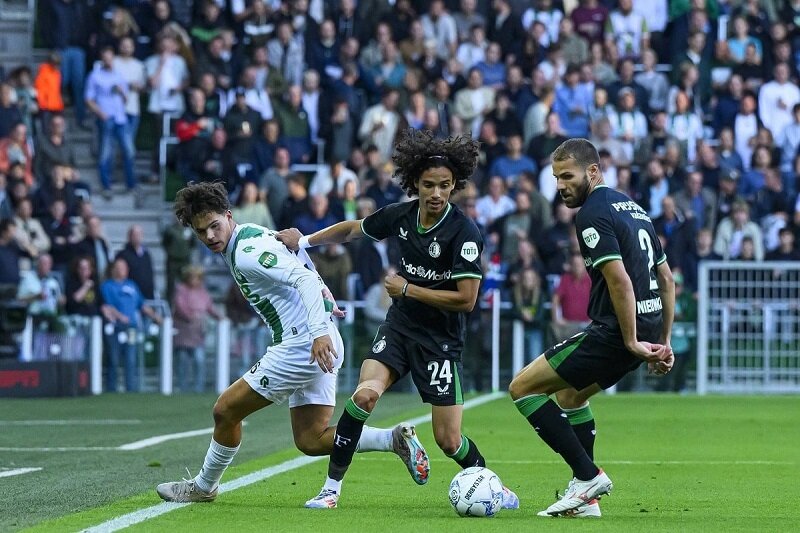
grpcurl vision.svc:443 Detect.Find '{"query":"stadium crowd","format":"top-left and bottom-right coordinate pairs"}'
top-left (3, 0), bottom-right (800, 393)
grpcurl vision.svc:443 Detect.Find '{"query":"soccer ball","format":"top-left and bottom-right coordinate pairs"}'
top-left (448, 467), bottom-right (504, 517)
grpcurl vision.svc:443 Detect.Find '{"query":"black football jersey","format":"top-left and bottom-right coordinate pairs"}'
top-left (361, 201), bottom-right (483, 357)
top-left (575, 186), bottom-right (666, 334)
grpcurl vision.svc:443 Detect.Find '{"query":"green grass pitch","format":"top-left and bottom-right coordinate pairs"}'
top-left (2, 393), bottom-right (797, 532)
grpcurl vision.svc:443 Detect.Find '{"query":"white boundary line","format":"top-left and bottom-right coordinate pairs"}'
top-left (354, 458), bottom-right (795, 466)
top-left (118, 428), bottom-right (215, 451)
top-left (0, 467), bottom-right (43, 478)
top-left (80, 392), bottom-right (505, 533)
top-left (0, 420), bottom-right (142, 426)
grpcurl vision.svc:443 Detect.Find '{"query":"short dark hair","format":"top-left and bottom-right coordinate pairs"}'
top-left (173, 181), bottom-right (230, 226)
top-left (552, 138), bottom-right (600, 168)
top-left (391, 129), bottom-right (479, 196)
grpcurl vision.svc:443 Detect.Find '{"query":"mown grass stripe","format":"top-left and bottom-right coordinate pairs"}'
top-left (81, 392), bottom-right (505, 532)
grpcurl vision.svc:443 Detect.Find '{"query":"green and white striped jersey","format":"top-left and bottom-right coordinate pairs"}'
top-left (222, 223), bottom-right (330, 345)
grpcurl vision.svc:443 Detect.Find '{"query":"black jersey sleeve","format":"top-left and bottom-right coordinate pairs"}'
top-left (360, 203), bottom-right (401, 242)
top-left (450, 220), bottom-right (484, 280)
top-left (577, 203), bottom-right (622, 269)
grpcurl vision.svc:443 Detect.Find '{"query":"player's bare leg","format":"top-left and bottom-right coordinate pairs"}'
top-left (510, 356), bottom-right (611, 516)
top-left (157, 379), bottom-right (272, 502)
top-left (290, 404), bottom-right (336, 456)
top-left (432, 404), bottom-right (519, 509)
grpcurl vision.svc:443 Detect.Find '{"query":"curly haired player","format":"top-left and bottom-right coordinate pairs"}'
top-left (278, 129), bottom-right (520, 509)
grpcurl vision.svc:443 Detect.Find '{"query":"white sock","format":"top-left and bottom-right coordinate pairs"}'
top-left (323, 476), bottom-right (342, 493)
top-left (356, 425), bottom-right (393, 452)
top-left (195, 438), bottom-right (239, 493)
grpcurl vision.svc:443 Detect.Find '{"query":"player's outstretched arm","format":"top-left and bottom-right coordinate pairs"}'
top-left (385, 274), bottom-right (480, 313)
top-left (599, 259), bottom-right (667, 363)
top-left (276, 220), bottom-right (364, 251)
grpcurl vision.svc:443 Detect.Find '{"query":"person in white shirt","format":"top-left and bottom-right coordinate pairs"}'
top-left (145, 34), bottom-right (189, 117)
top-left (156, 181), bottom-right (425, 504)
top-left (301, 69), bottom-right (322, 143)
top-left (476, 175), bottom-right (515, 226)
top-left (522, 0), bottom-right (563, 47)
top-left (758, 62), bottom-right (800, 143)
top-left (228, 65), bottom-right (273, 120)
top-left (112, 37), bottom-right (146, 142)
top-left (421, 0), bottom-right (458, 60)
top-left (455, 24), bottom-right (487, 71)
top-left (604, 0), bottom-right (649, 60)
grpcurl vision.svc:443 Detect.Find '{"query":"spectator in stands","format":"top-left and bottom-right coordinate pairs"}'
top-left (279, 173), bottom-right (310, 229)
top-left (634, 48), bottom-right (669, 113)
top-left (173, 265), bottom-right (221, 392)
top-left (363, 265), bottom-right (395, 325)
top-left (713, 200), bottom-right (765, 261)
top-left (758, 62), bottom-right (800, 143)
top-left (528, 112), bottom-right (567, 170)
top-left (674, 171), bottom-right (718, 232)
top-left (116, 225), bottom-right (155, 300)
top-left (358, 88), bottom-right (401, 161)
top-left (420, 0), bottom-right (457, 61)
top-left (364, 162), bottom-right (405, 209)
top-left (718, 127), bottom-right (744, 176)
top-left (41, 199), bottom-right (73, 273)
top-left (612, 87), bottom-right (648, 162)
top-left (0, 122), bottom-right (34, 187)
top-left (34, 114), bottom-right (78, 189)
top-left (13, 198), bottom-right (50, 267)
top-left (589, 117), bottom-right (628, 165)
top-left (454, 68), bottom-right (495, 137)
top-left (7, 67), bottom-right (38, 135)
top-left (33, 52), bottom-right (64, 127)
top-left (85, 46), bottom-right (136, 197)
top-left (553, 64), bottom-right (591, 138)
top-left (653, 195), bottom-right (691, 263)
top-left (766, 227), bottom-right (800, 260)
top-left (100, 256), bottom-right (161, 392)
top-left (682, 228), bottom-right (721, 294)
top-left (268, 21), bottom-right (305, 86)
top-left (513, 266), bottom-right (547, 363)
top-left (605, 0), bottom-right (648, 60)
top-left (713, 74), bottom-right (744, 136)
top-left (32, 165), bottom-right (78, 219)
top-left (0, 218), bottom-right (24, 285)
top-left (632, 111), bottom-right (674, 168)
top-left (162, 215), bottom-right (195, 301)
top-left (293, 194), bottom-right (339, 235)
top-left (487, 0), bottom-right (524, 60)
top-left (74, 216), bottom-right (111, 283)
top-left (550, 251), bottom-right (591, 342)
top-left (231, 65), bottom-right (274, 121)
top-left (570, 0), bottom-right (608, 45)
top-left (475, 175), bottom-right (514, 227)
top-left (199, 128), bottom-right (237, 191)
top-left (113, 37), bottom-right (146, 144)
top-left (43, 0), bottom-right (90, 127)
top-left (258, 146), bottom-right (291, 224)
top-left (734, 42), bottom-right (767, 89)
top-left (667, 90), bottom-right (704, 164)
top-left (727, 15), bottom-right (762, 64)
top-left (539, 201), bottom-right (576, 275)
top-left (232, 181), bottom-right (275, 229)
top-left (311, 244), bottom-right (353, 300)
top-left (490, 190), bottom-right (534, 265)
top-left (0, 173), bottom-right (12, 220)
top-left (275, 85), bottom-right (312, 164)
top-left (195, 36), bottom-right (234, 90)
top-left (753, 167), bottom-right (791, 227)
top-left (65, 255), bottom-right (100, 316)
top-left (489, 134), bottom-right (536, 188)
top-left (740, 145), bottom-right (773, 200)
top-left (175, 88), bottom-right (217, 183)
top-left (523, 86), bottom-right (554, 146)
top-left (17, 254), bottom-right (64, 329)
top-left (456, 24), bottom-right (487, 71)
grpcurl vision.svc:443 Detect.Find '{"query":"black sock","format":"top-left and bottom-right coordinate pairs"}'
top-left (328, 398), bottom-right (370, 481)
top-left (514, 394), bottom-right (599, 480)
top-left (564, 404), bottom-right (596, 461)
top-left (446, 435), bottom-right (486, 468)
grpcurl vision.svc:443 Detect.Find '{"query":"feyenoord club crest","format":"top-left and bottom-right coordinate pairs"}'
top-left (372, 337), bottom-right (387, 353)
top-left (429, 240), bottom-right (441, 258)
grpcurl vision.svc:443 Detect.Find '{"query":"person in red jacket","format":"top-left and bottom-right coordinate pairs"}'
top-left (34, 52), bottom-right (65, 128)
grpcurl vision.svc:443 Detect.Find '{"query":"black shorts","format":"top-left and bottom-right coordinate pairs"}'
top-left (544, 323), bottom-right (647, 390)
top-left (366, 323), bottom-right (464, 406)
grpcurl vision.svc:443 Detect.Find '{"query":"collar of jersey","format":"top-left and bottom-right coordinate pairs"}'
top-left (416, 202), bottom-right (452, 234)
top-left (223, 224), bottom-right (242, 263)
top-left (590, 184), bottom-right (609, 195)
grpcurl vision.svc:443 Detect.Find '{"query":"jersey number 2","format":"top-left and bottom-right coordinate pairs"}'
top-left (638, 229), bottom-right (659, 290)
top-left (427, 360), bottom-right (453, 386)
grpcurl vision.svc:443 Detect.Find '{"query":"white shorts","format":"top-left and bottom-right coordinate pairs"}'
top-left (242, 320), bottom-right (344, 408)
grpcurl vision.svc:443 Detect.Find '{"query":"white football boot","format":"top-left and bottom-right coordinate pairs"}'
top-left (304, 488), bottom-right (339, 509)
top-left (542, 470), bottom-right (612, 516)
